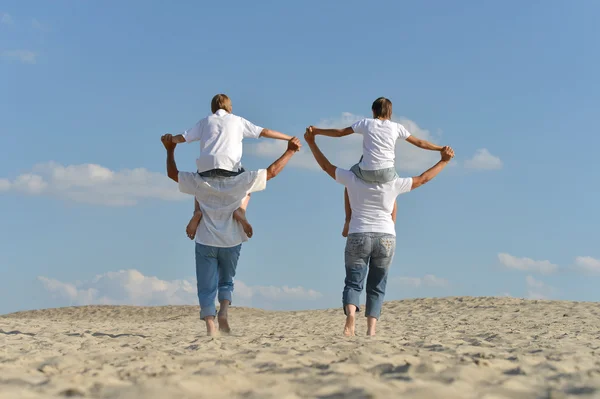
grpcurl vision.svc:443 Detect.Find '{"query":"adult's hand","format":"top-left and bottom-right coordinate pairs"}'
top-left (304, 127), bottom-right (315, 143)
top-left (288, 137), bottom-right (301, 152)
top-left (441, 146), bottom-right (454, 161)
top-left (161, 134), bottom-right (177, 151)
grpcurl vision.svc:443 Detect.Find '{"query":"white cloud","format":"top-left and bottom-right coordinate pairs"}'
top-left (249, 113), bottom-right (444, 173)
top-left (574, 256), bottom-right (600, 273)
top-left (0, 178), bottom-right (11, 191)
top-left (392, 274), bottom-right (449, 288)
top-left (498, 253), bottom-right (558, 274)
top-left (38, 269), bottom-right (322, 308)
top-left (525, 275), bottom-right (555, 299)
top-left (0, 161), bottom-right (187, 206)
top-left (464, 148), bottom-right (503, 170)
top-left (1, 50), bottom-right (37, 64)
top-left (1, 12), bottom-right (13, 25)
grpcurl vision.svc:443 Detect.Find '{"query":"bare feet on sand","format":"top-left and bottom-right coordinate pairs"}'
top-left (233, 208), bottom-right (253, 238)
top-left (205, 317), bottom-right (218, 336)
top-left (186, 211), bottom-right (202, 240)
top-left (366, 316), bottom-right (377, 337)
top-left (218, 311), bottom-right (230, 334)
top-left (342, 220), bottom-right (350, 238)
top-left (343, 314), bottom-right (356, 336)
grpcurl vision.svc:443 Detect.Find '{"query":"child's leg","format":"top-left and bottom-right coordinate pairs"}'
top-left (392, 200), bottom-right (397, 223)
top-left (233, 194), bottom-right (253, 238)
top-left (186, 198), bottom-right (203, 240)
top-left (342, 188), bottom-right (351, 237)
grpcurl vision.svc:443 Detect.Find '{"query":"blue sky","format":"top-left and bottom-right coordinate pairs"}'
top-left (1, 0), bottom-right (599, 315)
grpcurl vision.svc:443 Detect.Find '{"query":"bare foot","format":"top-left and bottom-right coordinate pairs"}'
top-left (343, 314), bottom-right (356, 336)
top-left (186, 211), bottom-right (202, 240)
top-left (218, 310), bottom-right (230, 334)
top-left (342, 220), bottom-right (350, 238)
top-left (233, 208), bottom-right (253, 238)
top-left (366, 316), bottom-right (377, 337)
top-left (205, 317), bottom-right (218, 336)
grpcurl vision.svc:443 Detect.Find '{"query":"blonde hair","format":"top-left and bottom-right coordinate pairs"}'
top-left (211, 94), bottom-right (232, 113)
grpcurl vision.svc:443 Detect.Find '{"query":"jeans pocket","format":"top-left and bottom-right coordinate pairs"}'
top-left (377, 237), bottom-right (396, 258)
top-left (345, 235), bottom-right (367, 257)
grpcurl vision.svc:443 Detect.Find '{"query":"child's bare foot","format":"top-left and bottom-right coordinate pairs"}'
top-left (233, 208), bottom-right (253, 238)
top-left (186, 211), bottom-right (202, 240)
top-left (342, 220), bottom-right (350, 238)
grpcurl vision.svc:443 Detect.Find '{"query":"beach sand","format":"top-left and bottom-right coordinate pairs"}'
top-left (1, 297), bottom-right (599, 398)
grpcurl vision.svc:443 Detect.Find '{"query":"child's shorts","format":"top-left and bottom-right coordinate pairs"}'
top-left (350, 157), bottom-right (397, 184)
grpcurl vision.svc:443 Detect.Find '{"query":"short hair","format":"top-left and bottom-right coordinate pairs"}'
top-left (211, 94), bottom-right (232, 114)
top-left (371, 97), bottom-right (392, 119)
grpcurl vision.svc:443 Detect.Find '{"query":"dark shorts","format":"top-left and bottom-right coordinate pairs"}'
top-left (198, 168), bottom-right (246, 178)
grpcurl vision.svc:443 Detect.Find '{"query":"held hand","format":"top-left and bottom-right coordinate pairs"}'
top-left (161, 134), bottom-right (177, 151)
top-left (304, 127), bottom-right (315, 143)
top-left (287, 137), bottom-right (301, 152)
top-left (441, 146), bottom-right (454, 161)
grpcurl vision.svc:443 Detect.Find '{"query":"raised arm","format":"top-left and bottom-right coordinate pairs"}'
top-left (410, 147), bottom-right (454, 190)
top-left (161, 134), bottom-right (179, 182)
top-left (260, 128), bottom-right (292, 141)
top-left (406, 135), bottom-right (444, 151)
top-left (266, 137), bottom-right (301, 180)
top-left (170, 134), bottom-right (186, 144)
top-left (304, 129), bottom-right (337, 180)
top-left (309, 125), bottom-right (354, 138)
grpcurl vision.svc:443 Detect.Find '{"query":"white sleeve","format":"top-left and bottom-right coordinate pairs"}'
top-left (397, 123), bottom-right (411, 140)
top-left (351, 119), bottom-right (366, 135)
top-left (182, 120), bottom-right (204, 143)
top-left (394, 177), bottom-right (413, 195)
top-left (178, 172), bottom-right (198, 195)
top-left (335, 168), bottom-right (353, 186)
top-left (241, 117), bottom-right (264, 139)
top-left (247, 169), bottom-right (267, 194)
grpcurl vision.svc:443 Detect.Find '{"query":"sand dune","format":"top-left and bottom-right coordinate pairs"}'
top-left (1, 297), bottom-right (599, 398)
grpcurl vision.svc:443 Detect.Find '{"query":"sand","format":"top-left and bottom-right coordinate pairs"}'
top-left (1, 297), bottom-right (599, 398)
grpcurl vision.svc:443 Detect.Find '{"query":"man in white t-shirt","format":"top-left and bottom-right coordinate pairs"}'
top-left (309, 97), bottom-right (448, 237)
top-left (168, 94), bottom-right (293, 240)
top-left (161, 134), bottom-right (301, 336)
top-left (304, 129), bottom-right (454, 337)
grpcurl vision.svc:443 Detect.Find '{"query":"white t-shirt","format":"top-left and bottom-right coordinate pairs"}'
top-left (351, 118), bottom-right (411, 171)
top-left (182, 109), bottom-right (263, 173)
top-left (178, 169), bottom-right (267, 247)
top-left (335, 168), bottom-right (412, 236)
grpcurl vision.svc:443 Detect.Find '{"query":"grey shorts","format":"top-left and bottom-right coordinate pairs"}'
top-left (350, 158), bottom-right (397, 184)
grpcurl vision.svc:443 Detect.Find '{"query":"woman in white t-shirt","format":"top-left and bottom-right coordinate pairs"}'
top-left (309, 97), bottom-right (448, 237)
top-left (304, 129), bottom-right (454, 336)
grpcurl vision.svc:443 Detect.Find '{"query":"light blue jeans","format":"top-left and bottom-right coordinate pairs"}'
top-left (343, 233), bottom-right (396, 319)
top-left (350, 157), bottom-right (398, 184)
top-left (195, 242), bottom-right (242, 320)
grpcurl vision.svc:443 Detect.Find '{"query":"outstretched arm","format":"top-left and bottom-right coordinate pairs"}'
top-left (406, 135), bottom-right (444, 151)
top-left (410, 147), bottom-right (454, 190)
top-left (304, 130), bottom-right (337, 179)
top-left (161, 134), bottom-right (179, 182)
top-left (260, 128), bottom-right (292, 141)
top-left (309, 126), bottom-right (354, 138)
top-left (266, 137), bottom-right (301, 180)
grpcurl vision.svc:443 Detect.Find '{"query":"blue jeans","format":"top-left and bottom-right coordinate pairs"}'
top-left (195, 242), bottom-right (242, 320)
top-left (350, 156), bottom-right (398, 184)
top-left (343, 233), bottom-right (396, 319)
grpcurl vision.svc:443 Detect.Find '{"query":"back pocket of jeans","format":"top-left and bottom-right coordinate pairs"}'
top-left (345, 235), bottom-right (367, 257)
top-left (377, 237), bottom-right (396, 258)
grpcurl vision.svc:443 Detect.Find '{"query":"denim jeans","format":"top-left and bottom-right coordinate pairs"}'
top-left (343, 232), bottom-right (396, 319)
top-left (350, 156), bottom-right (398, 184)
top-left (195, 242), bottom-right (242, 320)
